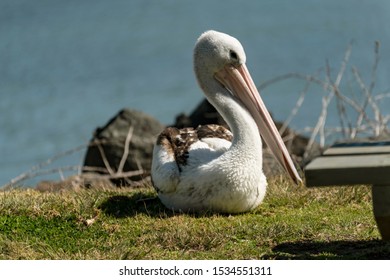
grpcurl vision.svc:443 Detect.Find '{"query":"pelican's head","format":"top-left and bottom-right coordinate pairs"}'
top-left (193, 30), bottom-right (302, 184)
top-left (194, 30), bottom-right (246, 79)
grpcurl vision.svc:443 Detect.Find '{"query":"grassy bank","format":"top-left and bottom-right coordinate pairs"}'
top-left (1, 176), bottom-right (389, 259)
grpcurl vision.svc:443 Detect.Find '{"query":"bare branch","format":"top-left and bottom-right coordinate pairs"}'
top-left (28, 144), bottom-right (87, 174)
top-left (95, 141), bottom-right (115, 175)
top-left (3, 166), bottom-right (82, 189)
top-left (279, 80), bottom-right (310, 136)
top-left (117, 125), bottom-right (134, 173)
top-left (352, 66), bottom-right (383, 136)
top-left (369, 41), bottom-right (380, 93)
top-left (82, 169), bottom-right (145, 180)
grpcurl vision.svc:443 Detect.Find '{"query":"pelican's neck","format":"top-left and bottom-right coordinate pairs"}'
top-left (205, 82), bottom-right (263, 159)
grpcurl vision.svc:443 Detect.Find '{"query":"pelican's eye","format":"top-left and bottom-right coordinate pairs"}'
top-left (229, 50), bottom-right (238, 60)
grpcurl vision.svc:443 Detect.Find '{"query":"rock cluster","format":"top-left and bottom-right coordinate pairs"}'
top-left (82, 99), bottom-right (319, 186)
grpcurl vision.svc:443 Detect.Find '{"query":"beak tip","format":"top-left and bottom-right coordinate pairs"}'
top-left (283, 155), bottom-right (303, 185)
top-left (294, 176), bottom-right (303, 185)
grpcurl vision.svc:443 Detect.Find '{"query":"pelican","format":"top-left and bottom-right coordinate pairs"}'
top-left (151, 30), bottom-right (301, 213)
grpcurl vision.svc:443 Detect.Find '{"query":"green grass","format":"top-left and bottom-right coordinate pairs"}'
top-left (1, 176), bottom-right (389, 259)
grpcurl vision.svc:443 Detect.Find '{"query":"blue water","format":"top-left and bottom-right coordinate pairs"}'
top-left (1, 0), bottom-right (390, 186)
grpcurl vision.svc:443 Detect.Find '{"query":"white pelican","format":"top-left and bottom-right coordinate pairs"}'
top-left (151, 30), bottom-right (301, 213)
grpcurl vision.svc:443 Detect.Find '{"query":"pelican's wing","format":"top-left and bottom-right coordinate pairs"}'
top-left (196, 124), bottom-right (232, 152)
top-left (151, 125), bottom-right (232, 194)
top-left (151, 127), bottom-right (182, 194)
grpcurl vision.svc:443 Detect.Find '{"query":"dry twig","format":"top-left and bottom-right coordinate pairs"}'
top-left (2, 125), bottom-right (147, 189)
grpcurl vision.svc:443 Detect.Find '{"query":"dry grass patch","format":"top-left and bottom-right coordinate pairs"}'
top-left (1, 176), bottom-right (389, 260)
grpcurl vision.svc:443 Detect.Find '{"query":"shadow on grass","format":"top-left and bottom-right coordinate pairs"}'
top-left (264, 239), bottom-right (390, 259)
top-left (98, 191), bottom-right (217, 218)
top-left (98, 192), bottom-right (166, 218)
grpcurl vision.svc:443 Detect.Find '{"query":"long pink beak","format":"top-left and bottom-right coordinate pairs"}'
top-left (215, 64), bottom-right (302, 184)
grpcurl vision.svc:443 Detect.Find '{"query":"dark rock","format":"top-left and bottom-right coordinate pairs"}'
top-left (83, 109), bottom-right (165, 186)
top-left (173, 99), bottom-right (227, 128)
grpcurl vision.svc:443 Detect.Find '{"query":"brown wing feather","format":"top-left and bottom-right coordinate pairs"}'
top-left (156, 125), bottom-right (232, 170)
top-left (196, 124), bottom-right (233, 142)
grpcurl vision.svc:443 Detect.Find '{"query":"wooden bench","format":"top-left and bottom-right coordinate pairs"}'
top-left (304, 141), bottom-right (390, 240)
